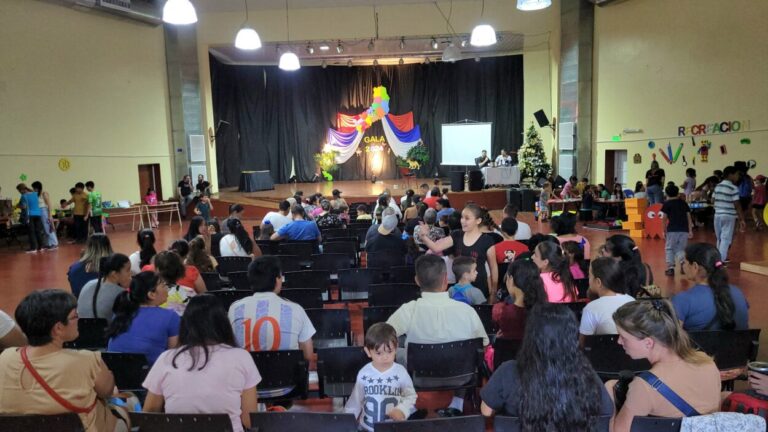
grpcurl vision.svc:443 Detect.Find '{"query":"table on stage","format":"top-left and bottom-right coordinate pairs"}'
top-left (482, 166), bottom-right (520, 186)
top-left (238, 170), bottom-right (274, 192)
top-left (547, 198), bottom-right (582, 213)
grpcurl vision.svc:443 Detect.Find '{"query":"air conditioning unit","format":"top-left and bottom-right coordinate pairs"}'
top-left (56, 0), bottom-right (163, 25)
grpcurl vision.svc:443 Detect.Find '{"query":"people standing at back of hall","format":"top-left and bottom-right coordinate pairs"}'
top-left (85, 181), bottom-right (104, 235)
top-left (64, 182), bottom-right (89, 244)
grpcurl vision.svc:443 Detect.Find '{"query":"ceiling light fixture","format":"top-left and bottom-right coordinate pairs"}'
top-left (399, 57), bottom-right (404, 65)
top-left (234, 0), bottom-right (261, 50)
top-left (279, 0), bottom-right (300, 71)
top-left (442, 43), bottom-right (461, 63)
top-left (162, 0), bottom-right (197, 25)
top-left (400, 37), bottom-right (406, 50)
top-left (336, 41), bottom-right (344, 54)
top-left (516, 0), bottom-right (552, 11)
top-left (470, 0), bottom-right (497, 47)
top-left (368, 39), bottom-right (375, 51)
top-left (430, 37), bottom-right (439, 50)
top-left (306, 43), bottom-right (314, 54)
top-left (319, 43), bottom-right (330, 51)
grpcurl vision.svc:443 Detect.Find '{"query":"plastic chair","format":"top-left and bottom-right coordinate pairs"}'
top-left (492, 338), bottom-right (522, 371)
top-left (387, 265), bottom-right (416, 284)
top-left (366, 252), bottom-right (406, 271)
top-left (362, 306), bottom-right (399, 334)
top-left (582, 334), bottom-right (652, 380)
top-left (208, 289), bottom-right (252, 310)
top-left (273, 255), bottom-right (305, 272)
top-left (374, 415), bottom-right (485, 432)
top-left (281, 288), bottom-right (323, 310)
top-left (227, 271), bottom-right (251, 291)
top-left (283, 270), bottom-right (331, 300)
top-left (688, 329), bottom-right (761, 370)
top-left (215, 256), bottom-right (251, 277)
top-left (64, 318), bottom-right (108, 350)
top-left (101, 352), bottom-right (150, 392)
top-left (305, 308), bottom-right (352, 349)
top-left (338, 268), bottom-right (384, 301)
top-left (316, 346), bottom-right (370, 399)
top-left (200, 271), bottom-right (223, 291)
top-left (0, 413), bottom-right (84, 432)
top-left (278, 241), bottom-right (315, 258)
top-left (255, 239), bottom-right (278, 255)
top-left (494, 414), bottom-right (612, 432)
top-left (311, 253), bottom-right (353, 274)
top-left (368, 283), bottom-right (421, 307)
top-left (129, 413), bottom-right (233, 432)
top-left (629, 416), bottom-right (682, 432)
top-left (250, 350), bottom-right (309, 403)
top-left (406, 338), bottom-right (484, 398)
top-left (250, 412), bottom-right (357, 432)
top-left (472, 304), bottom-right (498, 337)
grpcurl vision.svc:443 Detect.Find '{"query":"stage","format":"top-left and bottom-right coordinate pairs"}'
top-left (211, 179), bottom-right (509, 220)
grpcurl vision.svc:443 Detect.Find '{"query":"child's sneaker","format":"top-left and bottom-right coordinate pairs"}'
top-left (664, 268), bottom-right (674, 276)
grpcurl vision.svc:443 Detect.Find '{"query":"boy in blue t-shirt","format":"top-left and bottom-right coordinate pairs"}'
top-left (448, 256), bottom-right (487, 305)
top-left (660, 184), bottom-right (693, 276)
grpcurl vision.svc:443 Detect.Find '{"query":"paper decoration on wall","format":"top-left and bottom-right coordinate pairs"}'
top-left (720, 144), bottom-right (727, 155)
top-left (19, 173), bottom-right (27, 181)
top-left (643, 203), bottom-right (665, 239)
top-left (633, 153), bottom-right (642, 164)
top-left (648, 141), bottom-right (656, 149)
top-left (682, 156), bottom-right (688, 167)
top-left (58, 158), bottom-right (71, 172)
top-left (667, 143), bottom-right (673, 161)
top-left (659, 148), bottom-right (672, 164)
top-left (698, 140), bottom-right (711, 162)
top-left (691, 136), bottom-right (696, 147)
top-left (748, 160), bottom-right (757, 169)
top-left (673, 143), bottom-right (684, 163)
top-left (741, 138), bottom-right (751, 145)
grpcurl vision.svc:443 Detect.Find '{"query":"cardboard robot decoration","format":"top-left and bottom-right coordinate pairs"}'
top-left (643, 203), bottom-right (666, 239)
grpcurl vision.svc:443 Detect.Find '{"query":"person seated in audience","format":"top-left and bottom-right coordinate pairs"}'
top-left (107, 271), bottom-right (180, 364)
top-left (330, 188), bottom-right (347, 210)
top-left (186, 236), bottom-right (217, 273)
top-left (387, 255), bottom-right (488, 417)
top-left (578, 258), bottom-right (634, 343)
top-left (356, 204), bottom-right (372, 220)
top-left (220, 204), bottom-right (244, 235)
top-left (602, 234), bottom-right (657, 298)
top-left (257, 221), bottom-right (274, 240)
top-left (481, 304), bottom-right (614, 427)
top-left (633, 181), bottom-right (647, 199)
top-left (419, 183), bottom-right (430, 197)
top-left (0, 290), bottom-right (129, 431)
top-left (142, 295), bottom-right (260, 432)
top-left (612, 183), bottom-right (625, 200)
top-left (502, 204), bottom-right (532, 240)
top-left (345, 323), bottom-right (417, 430)
top-left (561, 240), bottom-right (587, 280)
top-left (307, 195), bottom-right (322, 219)
top-left (0, 309), bottom-right (27, 348)
top-left (373, 192), bottom-right (403, 220)
top-left (183, 215), bottom-right (207, 243)
top-left (366, 207), bottom-right (401, 244)
top-left (68, 233), bottom-right (113, 297)
top-left (271, 204), bottom-right (322, 242)
top-left (208, 220), bottom-right (223, 257)
top-left (413, 208), bottom-right (444, 249)
top-left (142, 241), bottom-right (206, 295)
top-left (77, 254), bottom-right (131, 323)
top-left (151, 251), bottom-right (198, 315)
top-left (129, 229), bottom-right (156, 275)
top-left (672, 243), bottom-right (749, 331)
top-left (400, 188), bottom-right (415, 211)
top-left (405, 202), bottom-right (427, 234)
top-left (435, 198), bottom-right (454, 220)
top-left (494, 217), bottom-right (528, 264)
top-left (366, 214), bottom-right (407, 255)
top-left (576, 177), bottom-right (589, 195)
top-left (551, 212), bottom-right (591, 259)
top-left (532, 241), bottom-right (576, 303)
top-left (608, 300), bottom-right (720, 432)
top-left (423, 188), bottom-right (440, 209)
top-left (222, 218), bottom-right (261, 257)
top-left (449, 256), bottom-right (487, 305)
top-left (492, 259), bottom-right (547, 340)
top-left (315, 199), bottom-right (344, 229)
top-left (262, 200), bottom-right (292, 231)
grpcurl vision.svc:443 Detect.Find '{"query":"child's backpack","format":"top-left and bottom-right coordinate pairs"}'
top-left (722, 391), bottom-right (768, 421)
top-left (451, 285), bottom-right (473, 305)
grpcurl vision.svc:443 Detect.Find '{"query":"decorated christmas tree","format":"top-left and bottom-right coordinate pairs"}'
top-left (518, 123), bottom-right (552, 182)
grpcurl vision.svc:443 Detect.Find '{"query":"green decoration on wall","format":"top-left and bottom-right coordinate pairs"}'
top-left (19, 174), bottom-right (27, 181)
top-left (740, 138), bottom-right (751, 145)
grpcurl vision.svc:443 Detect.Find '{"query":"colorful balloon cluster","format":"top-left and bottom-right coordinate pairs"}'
top-left (354, 86), bottom-right (391, 133)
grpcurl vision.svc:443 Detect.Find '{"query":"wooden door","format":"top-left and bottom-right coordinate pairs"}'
top-left (138, 164), bottom-right (163, 202)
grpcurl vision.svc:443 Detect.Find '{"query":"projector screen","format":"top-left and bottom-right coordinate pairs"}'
top-left (440, 123), bottom-right (493, 166)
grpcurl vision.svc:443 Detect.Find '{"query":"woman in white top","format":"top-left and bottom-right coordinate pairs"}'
top-left (219, 218), bottom-right (261, 258)
top-left (32, 181), bottom-right (58, 248)
top-left (129, 229), bottom-right (157, 275)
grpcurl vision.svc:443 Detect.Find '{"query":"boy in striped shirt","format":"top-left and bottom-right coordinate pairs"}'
top-left (712, 166), bottom-right (746, 262)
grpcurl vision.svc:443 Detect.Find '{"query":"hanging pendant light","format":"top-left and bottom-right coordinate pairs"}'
top-left (279, 0), bottom-right (300, 71)
top-left (516, 0), bottom-right (552, 11)
top-left (162, 0), bottom-right (197, 25)
top-left (470, 0), bottom-right (496, 47)
top-left (235, 0), bottom-right (261, 50)
top-left (442, 43), bottom-right (462, 62)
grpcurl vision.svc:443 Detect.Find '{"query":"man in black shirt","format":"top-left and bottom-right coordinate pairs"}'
top-left (366, 214), bottom-right (406, 255)
top-left (177, 175), bottom-right (193, 218)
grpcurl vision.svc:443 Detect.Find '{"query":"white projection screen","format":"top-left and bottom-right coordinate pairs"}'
top-left (441, 123), bottom-right (493, 165)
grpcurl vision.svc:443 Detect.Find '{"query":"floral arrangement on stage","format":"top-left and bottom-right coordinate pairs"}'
top-left (314, 148), bottom-right (340, 182)
top-left (519, 123), bottom-right (552, 183)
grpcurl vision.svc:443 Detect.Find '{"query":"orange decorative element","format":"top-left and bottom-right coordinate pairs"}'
top-left (387, 112), bottom-right (414, 131)
top-left (643, 203), bottom-right (666, 239)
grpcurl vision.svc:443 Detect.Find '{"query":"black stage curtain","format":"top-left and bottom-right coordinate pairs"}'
top-left (211, 54), bottom-right (523, 186)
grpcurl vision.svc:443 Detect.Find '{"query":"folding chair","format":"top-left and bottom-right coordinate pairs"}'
top-left (215, 256), bottom-right (251, 276)
top-left (338, 268), bottom-right (384, 301)
top-left (494, 414), bottom-right (612, 432)
top-left (316, 346), bottom-right (370, 399)
top-left (274, 255), bottom-right (305, 272)
top-left (0, 414), bottom-right (84, 432)
top-left (305, 308), bottom-right (352, 349)
top-left (129, 413), bottom-right (233, 432)
top-left (227, 271), bottom-right (251, 291)
top-left (208, 289), bottom-right (252, 310)
top-left (250, 350), bottom-right (309, 403)
top-left (565, 301), bottom-right (588, 321)
top-left (64, 318), bottom-right (108, 350)
top-left (368, 283), bottom-right (421, 307)
top-left (629, 416), bottom-right (682, 432)
top-left (250, 412), bottom-right (357, 432)
top-left (278, 241), bottom-right (315, 258)
top-left (367, 252), bottom-right (406, 272)
top-left (362, 306), bottom-right (399, 334)
top-left (101, 352), bottom-right (150, 392)
top-left (322, 228), bottom-right (355, 241)
top-left (321, 240), bottom-right (359, 266)
top-left (281, 288), bottom-right (323, 309)
top-left (472, 304), bottom-right (498, 340)
top-left (373, 415), bottom-right (485, 432)
top-left (255, 239), bottom-right (278, 255)
top-left (387, 265), bottom-right (416, 284)
top-left (283, 270), bottom-right (331, 301)
top-left (492, 338), bottom-right (522, 371)
top-left (311, 253), bottom-right (353, 274)
top-left (582, 334), bottom-right (652, 380)
top-left (688, 329), bottom-right (761, 370)
top-left (200, 271), bottom-right (223, 291)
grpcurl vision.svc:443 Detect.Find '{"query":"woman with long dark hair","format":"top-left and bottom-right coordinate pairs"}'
top-left (107, 271), bottom-right (180, 364)
top-left (551, 212), bottom-right (591, 259)
top-left (220, 218), bottom-right (260, 258)
top-left (142, 295), bottom-right (260, 432)
top-left (186, 236), bottom-right (217, 273)
top-left (68, 233), bottom-right (113, 297)
top-left (492, 260), bottom-right (548, 340)
top-left (481, 304), bottom-right (613, 429)
top-left (532, 241), bottom-right (576, 303)
top-left (602, 234), bottom-right (657, 297)
top-left (184, 216), bottom-right (207, 242)
top-left (610, 300), bottom-right (720, 431)
top-left (129, 229), bottom-right (157, 275)
top-left (672, 243), bottom-right (749, 331)
top-left (77, 253), bottom-right (131, 322)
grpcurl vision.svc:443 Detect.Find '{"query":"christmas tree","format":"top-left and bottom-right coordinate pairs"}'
top-left (518, 123), bottom-right (552, 182)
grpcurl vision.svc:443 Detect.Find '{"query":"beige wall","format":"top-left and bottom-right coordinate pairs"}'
top-left (592, 0), bottom-right (768, 187)
top-left (0, 0), bottom-right (173, 203)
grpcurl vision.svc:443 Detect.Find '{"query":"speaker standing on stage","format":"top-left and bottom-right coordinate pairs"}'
top-left (477, 150), bottom-right (491, 168)
top-left (495, 150), bottom-right (512, 167)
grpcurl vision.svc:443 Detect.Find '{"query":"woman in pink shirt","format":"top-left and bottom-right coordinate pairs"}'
top-left (532, 241), bottom-right (577, 303)
top-left (143, 294), bottom-right (260, 432)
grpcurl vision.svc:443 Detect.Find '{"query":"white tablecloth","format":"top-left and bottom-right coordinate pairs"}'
top-left (482, 166), bottom-right (520, 185)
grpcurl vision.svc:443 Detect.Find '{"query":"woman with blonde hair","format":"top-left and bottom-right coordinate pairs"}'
top-left (67, 234), bottom-right (114, 297)
top-left (609, 300), bottom-right (720, 432)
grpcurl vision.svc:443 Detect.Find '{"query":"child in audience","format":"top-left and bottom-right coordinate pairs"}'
top-left (578, 258), bottom-right (634, 341)
top-left (449, 256), bottom-right (487, 305)
top-left (494, 217), bottom-right (529, 264)
top-left (659, 184), bottom-right (693, 276)
top-left (752, 174), bottom-right (766, 230)
top-left (561, 240), bottom-right (587, 280)
top-left (194, 193), bottom-right (214, 223)
top-left (258, 221), bottom-right (274, 240)
top-left (492, 260), bottom-right (547, 340)
top-left (356, 204), bottom-right (372, 220)
top-left (144, 187), bottom-right (159, 228)
top-left (532, 241), bottom-right (576, 303)
top-left (129, 229), bottom-right (157, 275)
top-left (551, 212), bottom-right (591, 259)
top-left (345, 323), bottom-right (417, 431)
top-left (539, 182), bottom-right (552, 222)
top-left (682, 168), bottom-right (697, 201)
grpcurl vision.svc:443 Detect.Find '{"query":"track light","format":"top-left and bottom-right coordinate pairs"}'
top-left (321, 60), bottom-right (327, 68)
top-left (368, 39), bottom-right (375, 51)
top-left (460, 39), bottom-right (468, 48)
top-left (306, 43), bottom-right (314, 54)
top-left (399, 37), bottom-right (406, 50)
top-left (336, 41), bottom-right (344, 54)
top-left (319, 43), bottom-right (330, 51)
top-left (430, 37), bottom-right (439, 50)
top-left (399, 57), bottom-right (404, 65)
top-left (162, 0), bottom-right (197, 24)
top-left (373, 59), bottom-right (379, 66)
top-left (347, 59), bottom-right (353, 67)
